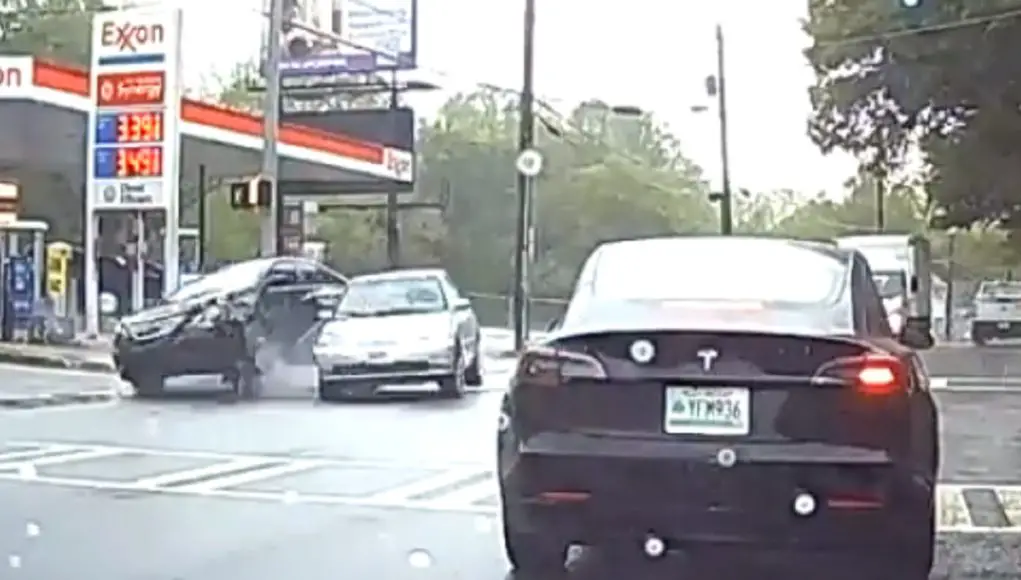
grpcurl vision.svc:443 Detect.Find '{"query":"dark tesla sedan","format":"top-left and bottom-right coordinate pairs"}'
top-left (114, 257), bottom-right (346, 397)
top-left (497, 236), bottom-right (939, 579)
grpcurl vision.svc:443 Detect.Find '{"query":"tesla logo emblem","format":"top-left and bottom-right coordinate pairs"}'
top-left (697, 348), bottom-right (718, 371)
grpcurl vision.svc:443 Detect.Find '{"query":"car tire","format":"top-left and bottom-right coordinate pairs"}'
top-left (130, 373), bottom-right (165, 398)
top-left (971, 326), bottom-right (986, 346)
top-left (501, 499), bottom-right (566, 575)
top-left (465, 340), bottom-right (483, 387)
top-left (438, 342), bottom-right (466, 398)
top-left (880, 500), bottom-right (934, 580)
top-left (316, 374), bottom-right (344, 403)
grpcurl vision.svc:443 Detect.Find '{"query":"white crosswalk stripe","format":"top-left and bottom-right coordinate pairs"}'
top-left (0, 440), bottom-right (1019, 531)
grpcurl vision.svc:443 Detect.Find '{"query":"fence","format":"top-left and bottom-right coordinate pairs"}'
top-left (465, 292), bottom-right (567, 332)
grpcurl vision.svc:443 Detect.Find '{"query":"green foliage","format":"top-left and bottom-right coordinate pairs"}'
top-left (0, 0), bottom-right (104, 66)
top-left (804, 0), bottom-right (1021, 231)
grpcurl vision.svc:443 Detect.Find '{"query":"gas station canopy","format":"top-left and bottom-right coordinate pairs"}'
top-left (0, 55), bottom-right (415, 186)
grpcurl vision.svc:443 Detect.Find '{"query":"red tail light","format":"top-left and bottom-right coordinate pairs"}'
top-left (816, 354), bottom-right (907, 396)
top-left (515, 346), bottom-right (607, 387)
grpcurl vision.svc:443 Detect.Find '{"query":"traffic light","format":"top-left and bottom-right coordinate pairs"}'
top-left (228, 176), bottom-right (273, 209)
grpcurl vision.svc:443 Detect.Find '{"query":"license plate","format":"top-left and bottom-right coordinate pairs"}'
top-left (376, 382), bottom-right (438, 393)
top-left (999, 322), bottom-right (1011, 330)
top-left (664, 387), bottom-right (750, 436)
top-left (367, 351), bottom-right (389, 360)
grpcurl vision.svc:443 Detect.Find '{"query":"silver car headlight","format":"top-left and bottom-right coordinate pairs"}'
top-left (415, 336), bottom-right (455, 358)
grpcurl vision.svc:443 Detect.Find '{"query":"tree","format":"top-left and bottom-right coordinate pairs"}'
top-left (0, 0), bottom-right (101, 67)
top-left (803, 0), bottom-right (1021, 232)
top-left (416, 89), bottom-right (717, 296)
top-left (0, 1), bottom-right (107, 244)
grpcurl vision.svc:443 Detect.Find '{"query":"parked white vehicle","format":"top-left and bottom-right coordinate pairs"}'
top-left (835, 235), bottom-right (947, 337)
top-left (971, 280), bottom-right (1021, 345)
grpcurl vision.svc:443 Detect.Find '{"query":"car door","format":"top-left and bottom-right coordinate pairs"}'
top-left (442, 273), bottom-right (478, 354)
top-left (255, 261), bottom-right (305, 345)
top-left (857, 256), bottom-right (938, 480)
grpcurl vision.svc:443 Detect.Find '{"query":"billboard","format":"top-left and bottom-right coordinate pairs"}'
top-left (276, 0), bottom-right (417, 77)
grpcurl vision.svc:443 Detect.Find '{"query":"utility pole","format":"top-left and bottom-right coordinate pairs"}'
top-left (260, 0), bottom-right (284, 257)
top-left (715, 23), bottom-right (734, 235)
top-left (512, 0), bottom-right (536, 353)
top-left (875, 173), bottom-right (886, 231)
top-left (386, 74), bottom-right (401, 267)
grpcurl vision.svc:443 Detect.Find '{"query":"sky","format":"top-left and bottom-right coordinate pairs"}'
top-left (126, 0), bottom-right (858, 196)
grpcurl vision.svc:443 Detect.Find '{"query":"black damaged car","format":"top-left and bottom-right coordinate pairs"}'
top-left (113, 257), bottom-right (346, 398)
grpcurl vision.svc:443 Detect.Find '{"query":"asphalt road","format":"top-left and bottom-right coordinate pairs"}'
top-left (0, 348), bottom-right (1020, 580)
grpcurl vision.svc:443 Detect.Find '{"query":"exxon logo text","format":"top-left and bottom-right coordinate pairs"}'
top-left (101, 21), bottom-right (165, 53)
top-left (0, 66), bottom-right (23, 88)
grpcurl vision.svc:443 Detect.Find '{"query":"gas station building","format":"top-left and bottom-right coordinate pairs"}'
top-left (0, 53), bottom-right (414, 334)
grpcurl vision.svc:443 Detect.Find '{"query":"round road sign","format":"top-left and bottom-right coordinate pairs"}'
top-left (515, 149), bottom-right (544, 177)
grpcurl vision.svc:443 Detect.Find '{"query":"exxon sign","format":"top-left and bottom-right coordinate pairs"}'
top-left (100, 21), bottom-right (165, 53)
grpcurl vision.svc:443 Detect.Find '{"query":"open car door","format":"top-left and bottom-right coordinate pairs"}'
top-left (254, 261), bottom-right (345, 365)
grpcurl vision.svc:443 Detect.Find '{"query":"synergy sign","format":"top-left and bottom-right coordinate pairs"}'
top-left (87, 10), bottom-right (181, 211)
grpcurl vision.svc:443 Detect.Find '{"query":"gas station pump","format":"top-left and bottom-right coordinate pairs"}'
top-left (0, 220), bottom-right (47, 341)
top-left (46, 242), bottom-right (72, 320)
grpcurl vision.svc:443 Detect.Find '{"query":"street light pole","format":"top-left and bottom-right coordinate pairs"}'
top-left (714, 23), bottom-right (734, 236)
top-left (260, 0), bottom-right (284, 257)
top-left (512, 0), bottom-right (536, 353)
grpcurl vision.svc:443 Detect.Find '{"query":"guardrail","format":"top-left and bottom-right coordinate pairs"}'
top-left (465, 292), bottom-right (567, 332)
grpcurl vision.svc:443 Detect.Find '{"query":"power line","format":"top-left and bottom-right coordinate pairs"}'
top-left (814, 6), bottom-right (1021, 48)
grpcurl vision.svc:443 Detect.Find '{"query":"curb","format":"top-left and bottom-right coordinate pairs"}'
top-left (0, 389), bottom-right (120, 410)
top-left (0, 350), bottom-right (116, 374)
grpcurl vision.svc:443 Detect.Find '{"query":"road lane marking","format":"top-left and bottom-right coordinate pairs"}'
top-left (428, 478), bottom-right (498, 509)
top-left (4, 440), bottom-right (483, 471)
top-left (0, 446), bottom-right (80, 465)
top-left (133, 458), bottom-right (280, 489)
top-left (0, 448), bottom-right (122, 470)
top-left (363, 467), bottom-right (490, 503)
top-left (173, 460), bottom-right (328, 493)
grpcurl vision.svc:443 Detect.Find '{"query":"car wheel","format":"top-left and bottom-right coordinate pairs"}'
top-left (316, 373), bottom-right (346, 403)
top-left (439, 342), bottom-right (466, 398)
top-left (130, 373), bottom-right (165, 398)
top-left (880, 500), bottom-right (934, 580)
top-left (971, 327), bottom-right (986, 346)
top-left (501, 498), bottom-right (566, 575)
top-left (465, 339), bottom-right (483, 387)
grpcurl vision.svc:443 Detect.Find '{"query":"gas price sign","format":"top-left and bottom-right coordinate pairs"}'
top-left (95, 111), bottom-right (164, 144)
top-left (93, 146), bottom-right (163, 179)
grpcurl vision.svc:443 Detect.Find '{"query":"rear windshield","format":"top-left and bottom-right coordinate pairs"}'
top-left (593, 240), bottom-right (846, 305)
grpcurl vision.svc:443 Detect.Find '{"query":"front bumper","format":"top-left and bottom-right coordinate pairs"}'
top-left (314, 346), bottom-right (456, 381)
top-left (499, 432), bottom-right (928, 550)
top-left (973, 320), bottom-right (1021, 338)
top-left (115, 327), bottom-right (240, 379)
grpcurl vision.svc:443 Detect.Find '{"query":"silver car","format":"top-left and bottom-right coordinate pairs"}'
top-left (312, 268), bottom-right (482, 400)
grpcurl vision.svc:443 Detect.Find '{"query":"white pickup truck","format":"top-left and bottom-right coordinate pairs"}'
top-left (835, 234), bottom-right (947, 337)
top-left (971, 280), bottom-right (1021, 345)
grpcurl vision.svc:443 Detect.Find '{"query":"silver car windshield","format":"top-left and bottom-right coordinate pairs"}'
top-left (338, 277), bottom-right (448, 316)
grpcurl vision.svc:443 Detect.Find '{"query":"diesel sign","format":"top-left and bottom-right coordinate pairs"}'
top-left (94, 181), bottom-right (165, 210)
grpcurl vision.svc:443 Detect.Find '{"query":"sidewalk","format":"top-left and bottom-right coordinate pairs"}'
top-left (0, 339), bottom-right (116, 373)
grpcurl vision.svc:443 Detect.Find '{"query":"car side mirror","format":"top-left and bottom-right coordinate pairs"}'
top-left (545, 317), bottom-right (561, 332)
top-left (453, 297), bottom-right (472, 311)
top-left (898, 316), bottom-right (934, 350)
